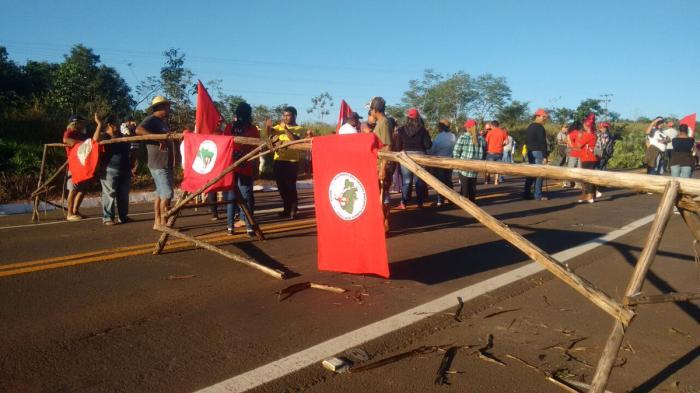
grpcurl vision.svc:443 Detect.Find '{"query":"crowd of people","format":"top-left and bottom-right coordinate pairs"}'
top-left (59, 95), bottom-right (695, 233)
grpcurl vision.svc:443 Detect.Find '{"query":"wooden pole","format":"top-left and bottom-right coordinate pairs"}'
top-left (156, 225), bottom-right (285, 280)
top-left (32, 144), bottom-right (49, 222)
top-left (394, 152), bottom-right (633, 324)
top-left (589, 180), bottom-right (679, 393)
top-left (153, 192), bottom-right (187, 255)
top-left (30, 160), bottom-right (68, 198)
top-left (677, 198), bottom-right (700, 243)
top-left (624, 291), bottom-right (700, 306)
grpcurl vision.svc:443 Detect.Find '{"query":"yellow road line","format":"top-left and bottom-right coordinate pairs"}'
top-left (0, 220), bottom-right (317, 277)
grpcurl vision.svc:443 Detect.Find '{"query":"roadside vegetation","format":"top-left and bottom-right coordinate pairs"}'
top-left (0, 45), bottom-right (688, 203)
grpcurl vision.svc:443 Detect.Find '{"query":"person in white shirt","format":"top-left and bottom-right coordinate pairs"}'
top-left (661, 118), bottom-right (678, 173)
top-left (338, 112), bottom-right (362, 135)
top-left (645, 117), bottom-right (670, 174)
top-left (427, 119), bottom-right (456, 206)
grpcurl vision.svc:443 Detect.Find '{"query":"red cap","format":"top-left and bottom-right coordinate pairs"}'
top-left (406, 108), bottom-right (419, 119)
top-left (464, 119), bottom-right (477, 129)
top-left (534, 108), bottom-right (547, 116)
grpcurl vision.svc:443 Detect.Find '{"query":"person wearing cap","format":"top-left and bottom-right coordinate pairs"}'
top-left (396, 108), bottom-right (432, 209)
top-left (484, 120), bottom-right (509, 185)
top-left (338, 112), bottom-right (362, 134)
top-left (523, 109), bottom-right (549, 200)
top-left (62, 114), bottom-right (90, 221)
top-left (594, 122), bottom-right (614, 171)
top-left (452, 119), bottom-right (485, 202)
top-left (120, 116), bottom-right (141, 176)
top-left (265, 106), bottom-right (304, 219)
top-left (577, 113), bottom-right (599, 203)
top-left (94, 113), bottom-right (131, 225)
top-left (136, 95), bottom-right (174, 229)
top-left (367, 96), bottom-right (393, 230)
top-left (427, 119), bottom-right (456, 206)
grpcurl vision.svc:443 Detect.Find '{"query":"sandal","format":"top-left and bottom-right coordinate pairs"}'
top-left (66, 214), bottom-right (82, 221)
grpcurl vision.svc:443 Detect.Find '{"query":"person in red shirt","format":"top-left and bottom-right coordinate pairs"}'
top-left (225, 102), bottom-right (260, 236)
top-left (484, 120), bottom-right (508, 184)
top-left (577, 114), bottom-right (598, 203)
top-left (62, 114), bottom-right (90, 221)
top-left (566, 121), bottom-right (582, 188)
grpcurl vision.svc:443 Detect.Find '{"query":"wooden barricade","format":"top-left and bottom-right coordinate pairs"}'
top-left (29, 133), bottom-right (700, 392)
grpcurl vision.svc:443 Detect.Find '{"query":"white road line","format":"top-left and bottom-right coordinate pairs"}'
top-left (196, 213), bottom-right (656, 393)
top-left (0, 204), bottom-right (315, 231)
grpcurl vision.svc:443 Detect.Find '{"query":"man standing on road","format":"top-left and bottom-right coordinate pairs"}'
top-left (662, 118), bottom-right (678, 174)
top-left (523, 108), bottom-right (549, 200)
top-left (266, 106), bottom-right (303, 219)
top-left (136, 96), bottom-right (174, 229)
top-left (367, 96), bottom-right (392, 231)
top-left (484, 120), bottom-right (508, 185)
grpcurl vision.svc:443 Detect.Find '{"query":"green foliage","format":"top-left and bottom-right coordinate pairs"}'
top-left (497, 100), bottom-right (530, 128)
top-left (307, 92), bottom-right (333, 122)
top-left (607, 124), bottom-right (646, 169)
top-left (574, 98), bottom-right (603, 122)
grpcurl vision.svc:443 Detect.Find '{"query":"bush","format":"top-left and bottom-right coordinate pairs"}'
top-left (607, 125), bottom-right (646, 169)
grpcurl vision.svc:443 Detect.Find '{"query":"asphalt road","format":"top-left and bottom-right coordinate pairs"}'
top-left (0, 178), bottom-right (698, 393)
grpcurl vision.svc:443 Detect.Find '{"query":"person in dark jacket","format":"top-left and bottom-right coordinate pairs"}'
top-left (94, 113), bottom-right (131, 225)
top-left (396, 108), bottom-right (432, 208)
top-left (523, 108), bottom-right (549, 200)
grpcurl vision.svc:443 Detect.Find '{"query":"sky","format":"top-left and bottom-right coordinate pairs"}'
top-left (1, 0), bottom-right (699, 122)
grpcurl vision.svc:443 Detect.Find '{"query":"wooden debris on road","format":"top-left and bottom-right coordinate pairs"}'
top-left (454, 296), bottom-right (464, 322)
top-left (350, 345), bottom-right (448, 373)
top-left (277, 282), bottom-right (347, 301)
top-left (483, 307), bottom-right (521, 319)
top-left (434, 346), bottom-right (460, 385)
top-left (167, 275), bottom-right (197, 280)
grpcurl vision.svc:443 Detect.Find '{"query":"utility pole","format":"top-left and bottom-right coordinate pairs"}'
top-left (600, 93), bottom-right (613, 121)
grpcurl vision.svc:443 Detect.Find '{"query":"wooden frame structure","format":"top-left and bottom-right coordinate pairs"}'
top-left (29, 133), bottom-right (700, 393)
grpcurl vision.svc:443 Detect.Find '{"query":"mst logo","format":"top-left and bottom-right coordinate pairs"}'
top-left (328, 172), bottom-right (367, 221)
top-left (192, 140), bottom-right (218, 174)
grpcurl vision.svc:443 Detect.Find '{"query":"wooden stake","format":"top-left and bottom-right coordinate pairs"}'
top-left (30, 160), bottom-right (68, 198)
top-left (32, 145), bottom-right (49, 222)
top-left (624, 292), bottom-right (700, 306)
top-left (395, 152), bottom-right (633, 325)
top-left (153, 192), bottom-right (187, 255)
top-left (589, 180), bottom-right (679, 393)
top-left (156, 225), bottom-right (285, 280)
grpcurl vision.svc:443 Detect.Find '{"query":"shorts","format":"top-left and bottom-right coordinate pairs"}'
top-left (66, 170), bottom-right (88, 192)
top-left (486, 153), bottom-right (503, 161)
top-left (148, 167), bottom-right (174, 199)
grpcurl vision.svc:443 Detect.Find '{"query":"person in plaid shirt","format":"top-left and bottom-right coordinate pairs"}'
top-left (452, 119), bottom-right (485, 202)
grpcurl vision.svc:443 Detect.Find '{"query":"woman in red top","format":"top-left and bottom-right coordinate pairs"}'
top-left (577, 114), bottom-right (598, 203)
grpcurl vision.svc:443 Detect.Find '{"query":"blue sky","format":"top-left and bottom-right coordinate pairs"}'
top-left (2, 0), bottom-right (699, 122)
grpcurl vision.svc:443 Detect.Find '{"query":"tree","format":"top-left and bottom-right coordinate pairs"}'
top-left (574, 98), bottom-right (603, 122)
top-left (467, 73), bottom-right (511, 123)
top-left (50, 44), bottom-right (133, 117)
top-left (401, 69), bottom-right (476, 125)
top-left (496, 100), bottom-right (530, 128)
top-left (205, 79), bottom-right (245, 122)
top-left (137, 48), bottom-right (195, 130)
top-left (549, 107), bottom-right (575, 124)
top-left (307, 92), bottom-right (333, 122)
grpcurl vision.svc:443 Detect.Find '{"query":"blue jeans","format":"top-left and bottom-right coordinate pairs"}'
top-left (486, 153), bottom-right (502, 162)
top-left (100, 167), bottom-right (131, 222)
top-left (433, 168), bottom-right (453, 204)
top-left (400, 152), bottom-right (427, 205)
top-left (502, 151), bottom-right (513, 164)
top-left (226, 174), bottom-right (255, 231)
top-left (524, 150), bottom-right (545, 199)
top-left (671, 165), bottom-right (693, 178)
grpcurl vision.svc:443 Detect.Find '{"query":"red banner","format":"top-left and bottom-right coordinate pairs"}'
top-left (195, 80), bottom-right (222, 134)
top-left (336, 99), bottom-right (354, 133)
top-left (68, 139), bottom-right (99, 184)
top-left (181, 132), bottom-right (234, 193)
top-left (679, 113), bottom-right (696, 136)
top-left (312, 133), bottom-right (389, 277)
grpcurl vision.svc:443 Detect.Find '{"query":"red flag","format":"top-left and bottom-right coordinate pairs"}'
top-left (68, 139), bottom-right (100, 184)
top-left (195, 80), bottom-right (222, 134)
top-left (181, 132), bottom-right (234, 193)
top-left (679, 113), bottom-right (696, 135)
top-left (312, 133), bottom-right (389, 277)
top-left (336, 99), bottom-right (354, 133)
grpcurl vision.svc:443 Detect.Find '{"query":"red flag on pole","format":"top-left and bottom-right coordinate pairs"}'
top-left (195, 80), bottom-right (222, 134)
top-left (312, 133), bottom-right (389, 277)
top-left (68, 139), bottom-right (100, 184)
top-left (181, 132), bottom-right (234, 193)
top-left (336, 99), bottom-right (354, 133)
top-left (679, 113), bottom-right (696, 136)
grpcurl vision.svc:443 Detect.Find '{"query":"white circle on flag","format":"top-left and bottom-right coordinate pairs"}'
top-left (328, 172), bottom-right (367, 221)
top-left (192, 140), bottom-right (218, 174)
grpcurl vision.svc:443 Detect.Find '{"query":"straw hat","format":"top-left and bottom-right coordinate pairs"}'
top-left (148, 95), bottom-right (172, 111)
